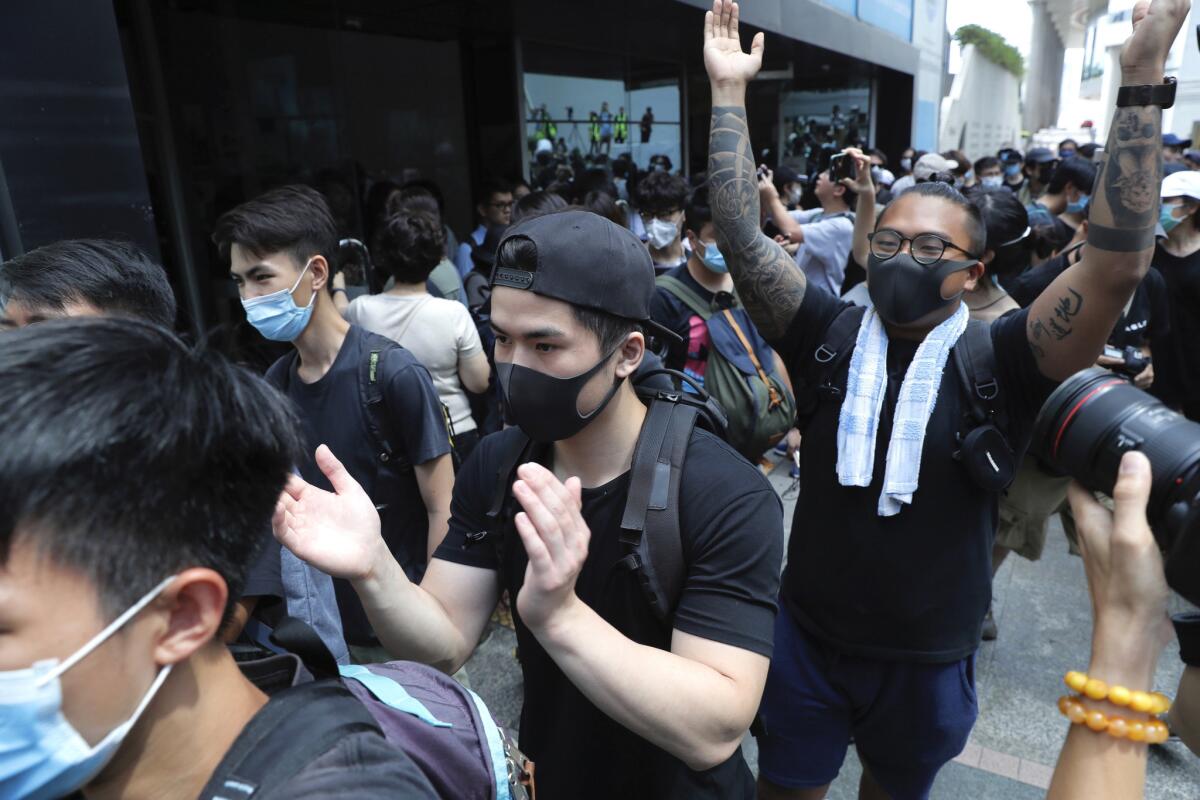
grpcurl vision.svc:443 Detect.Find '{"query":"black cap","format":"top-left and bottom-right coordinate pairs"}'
top-left (490, 209), bottom-right (683, 344)
top-left (1025, 147), bottom-right (1058, 164)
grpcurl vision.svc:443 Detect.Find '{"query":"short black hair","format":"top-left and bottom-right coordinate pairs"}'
top-left (512, 190), bottom-right (568, 225)
top-left (1059, 138), bottom-right (1079, 151)
top-left (583, 191), bottom-right (626, 227)
top-left (869, 148), bottom-right (889, 168)
top-left (684, 185), bottom-right (713, 236)
top-left (635, 170), bottom-right (689, 216)
top-left (0, 239), bottom-right (177, 328)
top-left (372, 209), bottom-right (446, 285)
top-left (1047, 156), bottom-right (1097, 195)
top-left (475, 177), bottom-right (513, 208)
top-left (494, 227), bottom-right (640, 352)
top-left (974, 156), bottom-right (1001, 174)
top-left (889, 182), bottom-right (987, 257)
top-left (0, 317), bottom-right (303, 623)
top-left (971, 188), bottom-right (1034, 278)
top-left (212, 184), bottom-right (338, 270)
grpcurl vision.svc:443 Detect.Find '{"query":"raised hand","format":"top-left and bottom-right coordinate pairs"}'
top-left (1068, 451), bottom-right (1172, 685)
top-left (272, 444), bottom-right (389, 582)
top-left (510, 462), bottom-right (590, 632)
top-left (1120, 0), bottom-right (1191, 83)
top-left (703, 0), bottom-right (764, 90)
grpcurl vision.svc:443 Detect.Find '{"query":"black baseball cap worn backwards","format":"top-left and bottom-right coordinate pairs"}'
top-left (491, 209), bottom-right (683, 344)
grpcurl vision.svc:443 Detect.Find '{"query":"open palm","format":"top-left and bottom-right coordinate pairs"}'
top-left (1120, 0), bottom-right (1190, 76)
top-left (272, 444), bottom-right (386, 581)
top-left (703, 0), bottom-right (765, 87)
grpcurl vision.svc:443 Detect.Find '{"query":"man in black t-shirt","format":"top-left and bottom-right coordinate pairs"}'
top-left (272, 209), bottom-right (783, 799)
top-left (704, 2), bottom-right (1177, 797)
top-left (1151, 170), bottom-right (1200, 419)
top-left (214, 186), bottom-right (453, 660)
top-left (0, 318), bottom-right (435, 800)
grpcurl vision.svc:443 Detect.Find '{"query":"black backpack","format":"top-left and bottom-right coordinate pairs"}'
top-left (480, 370), bottom-right (727, 624)
top-left (793, 305), bottom-right (1017, 492)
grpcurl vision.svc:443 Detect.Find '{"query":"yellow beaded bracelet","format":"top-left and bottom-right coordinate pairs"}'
top-left (1063, 671), bottom-right (1172, 715)
top-left (1057, 696), bottom-right (1171, 743)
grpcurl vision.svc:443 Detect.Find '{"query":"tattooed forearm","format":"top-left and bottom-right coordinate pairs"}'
top-left (708, 105), bottom-right (805, 339)
top-left (1028, 286), bottom-right (1083, 358)
top-left (1087, 105), bottom-right (1162, 253)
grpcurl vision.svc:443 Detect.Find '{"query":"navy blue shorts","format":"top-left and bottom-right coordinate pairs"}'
top-left (756, 607), bottom-right (977, 800)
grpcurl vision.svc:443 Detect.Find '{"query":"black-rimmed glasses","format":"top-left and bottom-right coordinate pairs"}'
top-left (868, 229), bottom-right (979, 265)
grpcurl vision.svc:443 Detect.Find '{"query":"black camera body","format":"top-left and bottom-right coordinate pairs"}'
top-left (1032, 368), bottom-right (1200, 607)
top-left (1103, 344), bottom-right (1150, 378)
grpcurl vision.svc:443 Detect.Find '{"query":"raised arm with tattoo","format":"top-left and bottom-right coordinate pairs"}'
top-left (704, 0), bottom-right (804, 340)
top-left (1025, 0), bottom-right (1187, 382)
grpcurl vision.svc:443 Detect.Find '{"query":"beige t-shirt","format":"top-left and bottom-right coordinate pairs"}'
top-left (346, 293), bottom-right (484, 434)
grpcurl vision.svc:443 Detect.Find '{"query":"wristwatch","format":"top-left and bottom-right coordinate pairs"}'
top-left (1116, 76), bottom-right (1177, 109)
top-left (331, 287), bottom-right (348, 296)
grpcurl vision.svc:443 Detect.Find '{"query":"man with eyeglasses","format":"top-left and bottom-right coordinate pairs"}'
top-left (454, 178), bottom-right (514, 278)
top-left (703, 0), bottom-right (1182, 796)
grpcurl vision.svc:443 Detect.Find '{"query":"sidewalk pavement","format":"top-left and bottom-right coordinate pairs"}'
top-left (465, 452), bottom-right (1200, 799)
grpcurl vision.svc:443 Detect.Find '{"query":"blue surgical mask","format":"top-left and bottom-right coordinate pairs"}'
top-left (1004, 163), bottom-right (1022, 178)
top-left (0, 577), bottom-right (176, 800)
top-left (1067, 193), bottom-right (1090, 214)
top-left (700, 242), bottom-right (728, 273)
top-left (900, 157), bottom-right (912, 172)
top-left (981, 175), bottom-right (1004, 190)
top-left (241, 259), bottom-right (316, 342)
top-left (1161, 202), bottom-right (1184, 234)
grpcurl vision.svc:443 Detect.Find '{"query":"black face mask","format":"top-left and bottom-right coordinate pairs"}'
top-left (867, 253), bottom-right (976, 326)
top-left (496, 350), bottom-right (624, 443)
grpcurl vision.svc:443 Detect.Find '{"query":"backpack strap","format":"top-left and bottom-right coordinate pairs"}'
top-left (197, 680), bottom-right (379, 800)
top-left (721, 308), bottom-right (784, 410)
top-left (656, 274), bottom-right (715, 321)
top-left (358, 338), bottom-right (411, 472)
top-left (794, 304), bottom-right (867, 425)
top-left (952, 319), bottom-right (1006, 434)
top-left (618, 399), bottom-right (696, 625)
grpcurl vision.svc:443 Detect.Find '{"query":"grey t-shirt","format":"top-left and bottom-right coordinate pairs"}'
top-left (789, 208), bottom-right (854, 296)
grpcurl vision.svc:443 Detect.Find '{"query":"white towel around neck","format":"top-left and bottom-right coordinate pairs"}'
top-left (835, 304), bottom-right (970, 516)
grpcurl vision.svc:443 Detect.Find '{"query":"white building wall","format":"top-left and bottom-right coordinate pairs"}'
top-left (939, 45), bottom-right (1022, 160)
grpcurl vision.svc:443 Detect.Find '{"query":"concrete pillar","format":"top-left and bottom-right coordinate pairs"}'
top-left (1024, 0), bottom-right (1066, 135)
top-left (1167, 5), bottom-right (1200, 143)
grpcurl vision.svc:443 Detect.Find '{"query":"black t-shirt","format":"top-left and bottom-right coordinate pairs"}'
top-left (1005, 248), bottom-right (1169, 349)
top-left (434, 425), bottom-right (782, 799)
top-left (264, 325), bottom-right (451, 645)
top-left (769, 286), bottom-right (1057, 662)
top-left (1151, 244), bottom-right (1200, 418)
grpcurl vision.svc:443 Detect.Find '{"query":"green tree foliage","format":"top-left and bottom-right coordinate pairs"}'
top-left (954, 24), bottom-right (1025, 79)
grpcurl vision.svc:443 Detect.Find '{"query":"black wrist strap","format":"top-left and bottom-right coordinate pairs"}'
top-left (1116, 76), bottom-right (1177, 109)
top-left (1174, 612), bottom-right (1200, 667)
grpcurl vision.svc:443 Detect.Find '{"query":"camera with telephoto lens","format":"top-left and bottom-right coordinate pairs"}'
top-left (1032, 368), bottom-right (1200, 606)
top-left (1103, 344), bottom-right (1151, 378)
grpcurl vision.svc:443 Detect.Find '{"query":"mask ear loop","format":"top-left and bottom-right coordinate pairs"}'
top-left (576, 344), bottom-right (629, 423)
top-left (38, 575), bottom-right (178, 687)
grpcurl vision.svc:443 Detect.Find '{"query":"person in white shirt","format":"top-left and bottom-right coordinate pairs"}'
top-left (758, 167), bottom-right (855, 296)
top-left (349, 208), bottom-right (492, 462)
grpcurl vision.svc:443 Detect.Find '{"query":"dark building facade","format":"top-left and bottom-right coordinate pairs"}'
top-left (0, 0), bottom-right (938, 354)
